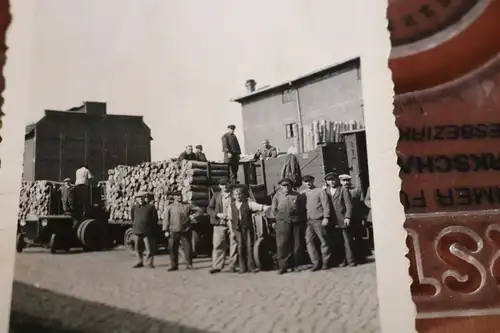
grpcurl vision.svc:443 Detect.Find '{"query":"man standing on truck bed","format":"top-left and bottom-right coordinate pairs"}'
top-left (221, 124), bottom-right (241, 184)
top-left (131, 191), bottom-right (159, 269)
top-left (74, 165), bottom-right (93, 218)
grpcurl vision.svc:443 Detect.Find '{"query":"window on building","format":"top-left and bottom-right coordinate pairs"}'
top-left (285, 123), bottom-right (296, 139)
top-left (282, 89), bottom-right (295, 104)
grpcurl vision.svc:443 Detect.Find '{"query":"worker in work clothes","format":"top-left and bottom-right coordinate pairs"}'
top-left (229, 186), bottom-right (271, 273)
top-left (163, 191), bottom-right (203, 271)
top-left (254, 139), bottom-right (278, 160)
top-left (207, 177), bottom-right (239, 274)
top-left (131, 191), bottom-right (159, 269)
top-left (178, 145), bottom-right (197, 161)
top-left (195, 144), bottom-right (208, 162)
top-left (221, 124), bottom-right (241, 184)
top-left (302, 174), bottom-right (332, 271)
top-left (59, 178), bottom-right (74, 214)
top-left (325, 172), bottom-right (355, 267)
top-left (271, 178), bottom-right (306, 274)
top-left (339, 174), bottom-right (367, 263)
top-left (74, 165), bottom-right (93, 218)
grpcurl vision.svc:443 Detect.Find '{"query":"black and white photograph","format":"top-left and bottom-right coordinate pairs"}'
top-left (9, 1), bottom-right (383, 332)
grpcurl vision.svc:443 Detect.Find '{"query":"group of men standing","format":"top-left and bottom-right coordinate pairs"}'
top-left (59, 165), bottom-right (94, 219)
top-left (271, 172), bottom-right (369, 274)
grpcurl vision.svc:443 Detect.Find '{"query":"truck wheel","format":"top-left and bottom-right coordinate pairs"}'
top-left (49, 234), bottom-right (58, 254)
top-left (124, 228), bottom-right (136, 254)
top-left (16, 234), bottom-right (25, 253)
top-left (253, 237), bottom-right (274, 271)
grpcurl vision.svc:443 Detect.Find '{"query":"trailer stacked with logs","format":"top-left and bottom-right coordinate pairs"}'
top-left (17, 180), bottom-right (111, 254)
top-left (103, 159), bottom-right (233, 257)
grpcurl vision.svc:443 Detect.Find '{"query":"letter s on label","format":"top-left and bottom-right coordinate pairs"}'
top-left (434, 226), bottom-right (487, 294)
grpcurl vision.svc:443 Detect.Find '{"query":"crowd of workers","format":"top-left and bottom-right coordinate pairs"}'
top-left (58, 123), bottom-right (373, 275)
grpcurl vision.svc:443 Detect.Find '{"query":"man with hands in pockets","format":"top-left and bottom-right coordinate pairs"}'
top-left (163, 191), bottom-right (203, 271)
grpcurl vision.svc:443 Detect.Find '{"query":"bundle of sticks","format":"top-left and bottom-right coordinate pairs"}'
top-left (302, 120), bottom-right (364, 152)
top-left (18, 181), bottom-right (59, 220)
top-left (105, 160), bottom-right (230, 220)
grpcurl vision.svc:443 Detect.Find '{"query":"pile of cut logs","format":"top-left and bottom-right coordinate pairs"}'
top-left (105, 160), bottom-right (229, 220)
top-left (18, 180), bottom-right (59, 220)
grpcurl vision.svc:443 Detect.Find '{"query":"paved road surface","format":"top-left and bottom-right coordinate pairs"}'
top-left (11, 248), bottom-right (380, 333)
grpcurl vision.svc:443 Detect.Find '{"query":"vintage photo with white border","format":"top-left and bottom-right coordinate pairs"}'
top-left (0, 1), bottom-right (414, 332)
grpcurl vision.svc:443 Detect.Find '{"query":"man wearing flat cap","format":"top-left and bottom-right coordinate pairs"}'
top-left (302, 174), bottom-right (333, 271)
top-left (221, 124), bottom-right (241, 184)
top-left (131, 191), bottom-right (159, 268)
top-left (340, 174), bottom-right (368, 262)
top-left (195, 144), bottom-right (208, 162)
top-left (324, 172), bottom-right (355, 267)
top-left (272, 178), bottom-right (306, 274)
top-left (207, 177), bottom-right (239, 274)
top-left (163, 191), bottom-right (203, 271)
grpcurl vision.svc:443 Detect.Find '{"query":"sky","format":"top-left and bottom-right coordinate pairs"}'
top-left (27, 0), bottom-right (361, 161)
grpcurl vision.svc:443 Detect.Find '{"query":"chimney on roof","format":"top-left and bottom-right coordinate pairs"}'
top-left (245, 79), bottom-right (256, 93)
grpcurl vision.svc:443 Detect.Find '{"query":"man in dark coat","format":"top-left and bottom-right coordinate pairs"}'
top-left (340, 174), bottom-right (367, 262)
top-left (221, 124), bottom-right (241, 184)
top-left (195, 145), bottom-right (208, 162)
top-left (59, 178), bottom-right (74, 214)
top-left (131, 191), bottom-right (159, 268)
top-left (254, 139), bottom-right (278, 160)
top-left (163, 191), bottom-right (203, 271)
top-left (271, 178), bottom-right (306, 274)
top-left (207, 177), bottom-right (238, 274)
top-left (324, 172), bottom-right (355, 267)
top-left (178, 145), bottom-right (197, 161)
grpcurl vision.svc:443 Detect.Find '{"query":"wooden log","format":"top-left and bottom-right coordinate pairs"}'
top-left (183, 191), bottom-right (209, 201)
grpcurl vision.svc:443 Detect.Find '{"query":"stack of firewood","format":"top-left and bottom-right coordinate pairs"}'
top-left (105, 160), bottom-right (229, 220)
top-left (18, 181), bottom-right (58, 220)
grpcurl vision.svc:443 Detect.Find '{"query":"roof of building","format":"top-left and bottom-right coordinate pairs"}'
top-left (231, 57), bottom-right (360, 104)
top-left (25, 102), bottom-right (153, 140)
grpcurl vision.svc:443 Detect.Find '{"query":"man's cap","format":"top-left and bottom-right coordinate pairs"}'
top-left (135, 191), bottom-right (147, 197)
top-left (324, 172), bottom-right (339, 181)
top-left (219, 177), bottom-right (230, 185)
top-left (262, 139), bottom-right (270, 144)
top-left (227, 124), bottom-right (236, 130)
top-left (63, 178), bottom-right (71, 182)
top-left (302, 175), bottom-right (315, 182)
top-left (278, 178), bottom-right (292, 186)
top-left (339, 174), bottom-right (352, 180)
top-left (171, 190), bottom-right (182, 196)
top-left (195, 144), bottom-right (203, 149)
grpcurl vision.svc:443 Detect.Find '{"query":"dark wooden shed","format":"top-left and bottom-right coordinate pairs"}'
top-left (23, 101), bottom-right (152, 182)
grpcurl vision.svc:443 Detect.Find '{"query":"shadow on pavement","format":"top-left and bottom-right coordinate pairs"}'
top-left (10, 281), bottom-right (212, 333)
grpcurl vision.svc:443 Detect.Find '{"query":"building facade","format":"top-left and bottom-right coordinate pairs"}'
top-left (232, 58), bottom-right (363, 154)
top-left (23, 101), bottom-right (152, 182)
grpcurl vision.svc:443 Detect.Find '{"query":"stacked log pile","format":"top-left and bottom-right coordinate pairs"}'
top-left (303, 120), bottom-right (364, 152)
top-left (105, 160), bottom-right (230, 221)
top-left (18, 181), bottom-right (59, 220)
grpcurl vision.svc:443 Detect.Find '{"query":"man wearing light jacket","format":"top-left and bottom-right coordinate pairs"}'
top-left (302, 174), bottom-right (332, 271)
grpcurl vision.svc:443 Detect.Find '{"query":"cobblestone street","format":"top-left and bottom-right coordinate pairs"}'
top-left (10, 249), bottom-right (380, 333)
